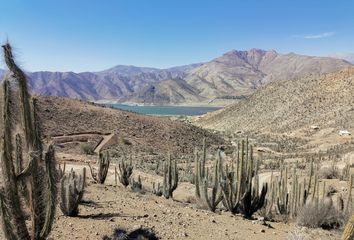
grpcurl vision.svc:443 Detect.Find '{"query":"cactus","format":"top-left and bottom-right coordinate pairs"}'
top-left (130, 175), bottom-right (142, 192)
top-left (238, 183), bottom-right (268, 219)
top-left (58, 162), bottom-right (66, 179)
top-left (342, 214), bottom-right (354, 240)
top-left (162, 154), bottom-right (178, 199)
top-left (341, 162), bottom-right (351, 181)
top-left (195, 138), bottom-right (207, 198)
top-left (236, 146), bottom-right (268, 219)
top-left (152, 182), bottom-right (163, 196)
top-left (345, 174), bottom-right (353, 214)
top-left (220, 141), bottom-right (253, 214)
top-left (199, 150), bottom-right (223, 212)
top-left (277, 163), bottom-right (290, 215)
top-left (88, 151), bottom-right (110, 184)
top-left (118, 155), bottom-right (133, 187)
top-left (0, 43), bottom-right (57, 240)
top-left (60, 168), bottom-right (86, 216)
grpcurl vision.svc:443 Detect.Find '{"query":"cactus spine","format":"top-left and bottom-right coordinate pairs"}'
top-left (0, 43), bottom-right (57, 240)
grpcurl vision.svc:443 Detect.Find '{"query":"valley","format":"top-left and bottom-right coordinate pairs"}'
top-left (1, 44), bottom-right (354, 240)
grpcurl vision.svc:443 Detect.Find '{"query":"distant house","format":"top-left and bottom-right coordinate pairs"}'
top-left (339, 130), bottom-right (351, 136)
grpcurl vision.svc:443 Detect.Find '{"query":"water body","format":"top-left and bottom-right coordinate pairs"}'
top-left (104, 104), bottom-right (222, 116)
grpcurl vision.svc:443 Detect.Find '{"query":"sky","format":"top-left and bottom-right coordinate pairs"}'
top-left (1, 0), bottom-right (354, 72)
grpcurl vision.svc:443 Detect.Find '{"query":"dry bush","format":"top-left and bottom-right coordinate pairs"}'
top-left (81, 143), bottom-right (95, 155)
top-left (287, 229), bottom-right (307, 240)
top-left (320, 166), bottom-right (340, 179)
top-left (296, 200), bottom-right (345, 229)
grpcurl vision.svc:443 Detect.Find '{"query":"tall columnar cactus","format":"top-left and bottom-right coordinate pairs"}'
top-left (345, 174), bottom-right (353, 214)
top-left (162, 154), bottom-right (178, 199)
top-left (88, 151), bottom-right (110, 184)
top-left (277, 163), bottom-right (290, 215)
top-left (199, 150), bottom-right (223, 212)
top-left (60, 168), bottom-right (86, 216)
top-left (220, 140), bottom-right (251, 214)
top-left (237, 148), bottom-right (268, 219)
top-left (118, 156), bottom-right (133, 187)
top-left (0, 43), bottom-right (57, 240)
top-left (195, 138), bottom-right (207, 198)
top-left (342, 213), bottom-right (354, 240)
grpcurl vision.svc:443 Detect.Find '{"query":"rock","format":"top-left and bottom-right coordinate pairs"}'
top-left (260, 229), bottom-right (265, 233)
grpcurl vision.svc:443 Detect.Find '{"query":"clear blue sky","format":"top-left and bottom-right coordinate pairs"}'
top-left (1, 0), bottom-right (354, 72)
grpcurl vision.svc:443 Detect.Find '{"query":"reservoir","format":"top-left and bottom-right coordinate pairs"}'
top-left (104, 104), bottom-right (222, 116)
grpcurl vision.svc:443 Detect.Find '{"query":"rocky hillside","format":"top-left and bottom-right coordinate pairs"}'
top-left (196, 67), bottom-right (354, 134)
top-left (0, 49), bottom-right (351, 105)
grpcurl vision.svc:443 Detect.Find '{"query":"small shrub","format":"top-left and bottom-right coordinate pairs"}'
top-left (121, 137), bottom-right (132, 146)
top-left (102, 227), bottom-right (158, 240)
top-left (320, 166), bottom-right (340, 179)
top-left (287, 229), bottom-right (307, 240)
top-left (296, 200), bottom-right (344, 229)
top-left (81, 143), bottom-right (95, 155)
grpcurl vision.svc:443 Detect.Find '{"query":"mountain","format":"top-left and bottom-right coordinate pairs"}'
top-left (123, 78), bottom-right (204, 104)
top-left (195, 67), bottom-right (354, 135)
top-left (1, 49), bottom-right (352, 105)
top-left (329, 53), bottom-right (354, 64)
top-left (185, 49), bottom-right (352, 99)
top-left (24, 63), bottom-right (201, 102)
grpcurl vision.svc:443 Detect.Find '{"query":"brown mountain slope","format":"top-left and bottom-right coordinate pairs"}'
top-left (122, 78), bottom-right (205, 104)
top-left (36, 96), bottom-right (225, 155)
top-left (195, 67), bottom-right (354, 134)
top-left (186, 49), bottom-right (352, 99)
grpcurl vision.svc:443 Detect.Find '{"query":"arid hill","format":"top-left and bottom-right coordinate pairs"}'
top-left (35, 96), bottom-right (225, 156)
top-left (196, 67), bottom-right (354, 136)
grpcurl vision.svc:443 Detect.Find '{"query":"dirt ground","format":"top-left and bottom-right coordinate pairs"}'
top-left (43, 160), bottom-right (342, 240)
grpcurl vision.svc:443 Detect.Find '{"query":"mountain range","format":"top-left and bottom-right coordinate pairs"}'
top-left (0, 49), bottom-right (352, 105)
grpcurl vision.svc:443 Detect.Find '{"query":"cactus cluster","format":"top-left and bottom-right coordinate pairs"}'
top-left (60, 168), bottom-right (86, 216)
top-left (0, 43), bottom-right (57, 240)
top-left (194, 138), bottom-right (267, 217)
top-left (88, 151), bottom-right (110, 184)
top-left (118, 156), bottom-right (133, 187)
top-left (153, 154), bottom-right (178, 199)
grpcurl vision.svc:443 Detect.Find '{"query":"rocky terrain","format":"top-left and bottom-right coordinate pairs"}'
top-left (0, 49), bottom-right (350, 105)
